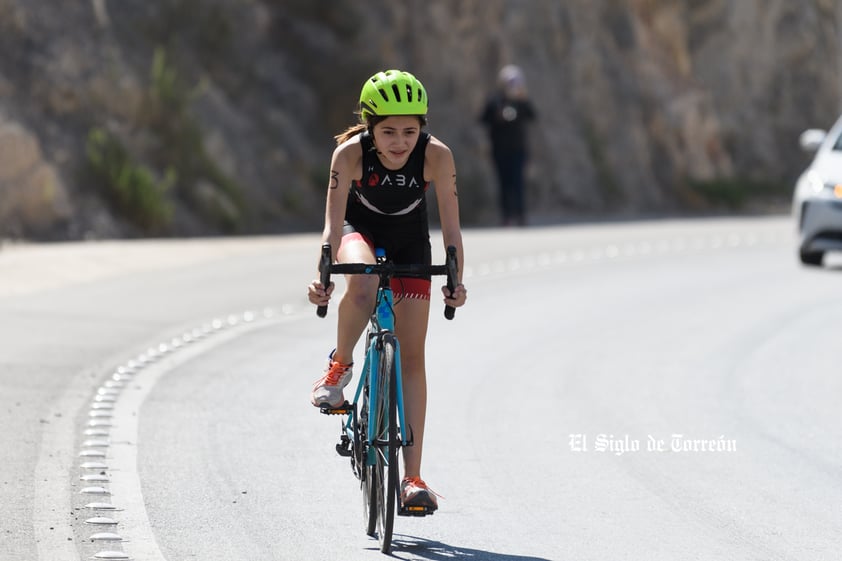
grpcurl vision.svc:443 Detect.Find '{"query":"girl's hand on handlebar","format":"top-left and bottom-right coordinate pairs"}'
top-left (442, 283), bottom-right (467, 308)
top-left (308, 279), bottom-right (334, 306)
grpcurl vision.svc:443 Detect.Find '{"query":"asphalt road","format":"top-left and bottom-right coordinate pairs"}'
top-left (2, 216), bottom-right (840, 561)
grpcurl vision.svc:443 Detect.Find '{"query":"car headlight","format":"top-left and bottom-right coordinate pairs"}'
top-left (804, 170), bottom-right (825, 194)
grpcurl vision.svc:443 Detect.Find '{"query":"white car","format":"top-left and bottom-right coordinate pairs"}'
top-left (792, 115), bottom-right (842, 266)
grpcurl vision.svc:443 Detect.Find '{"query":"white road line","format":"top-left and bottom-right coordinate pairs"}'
top-left (461, 232), bottom-right (786, 279)
top-left (35, 310), bottom-right (290, 561)
top-left (105, 313), bottom-right (284, 561)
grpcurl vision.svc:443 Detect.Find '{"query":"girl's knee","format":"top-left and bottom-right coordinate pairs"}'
top-left (344, 276), bottom-right (378, 309)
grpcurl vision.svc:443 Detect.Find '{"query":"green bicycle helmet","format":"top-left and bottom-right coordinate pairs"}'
top-left (359, 70), bottom-right (428, 119)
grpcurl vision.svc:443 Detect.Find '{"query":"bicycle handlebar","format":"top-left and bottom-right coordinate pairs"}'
top-left (317, 243), bottom-right (459, 320)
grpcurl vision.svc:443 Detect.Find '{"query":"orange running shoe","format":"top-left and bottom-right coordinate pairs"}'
top-left (400, 476), bottom-right (440, 511)
top-left (311, 350), bottom-right (353, 407)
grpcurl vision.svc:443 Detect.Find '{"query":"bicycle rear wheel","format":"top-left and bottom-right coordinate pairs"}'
top-left (362, 335), bottom-right (399, 553)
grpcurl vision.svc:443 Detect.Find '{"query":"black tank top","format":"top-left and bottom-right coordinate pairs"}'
top-left (347, 131), bottom-right (430, 217)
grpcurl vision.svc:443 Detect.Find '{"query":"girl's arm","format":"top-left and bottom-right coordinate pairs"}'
top-left (308, 139), bottom-right (361, 308)
top-left (322, 139), bottom-right (361, 261)
top-left (427, 137), bottom-right (467, 307)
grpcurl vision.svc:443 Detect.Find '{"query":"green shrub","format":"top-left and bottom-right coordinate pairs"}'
top-left (687, 177), bottom-right (790, 210)
top-left (583, 123), bottom-right (623, 205)
top-left (86, 128), bottom-right (174, 232)
top-left (143, 46), bottom-right (245, 232)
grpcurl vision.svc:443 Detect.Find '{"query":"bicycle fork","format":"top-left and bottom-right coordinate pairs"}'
top-left (365, 334), bottom-right (412, 463)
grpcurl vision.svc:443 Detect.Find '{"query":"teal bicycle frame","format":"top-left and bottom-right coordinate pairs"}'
top-left (346, 272), bottom-right (410, 464)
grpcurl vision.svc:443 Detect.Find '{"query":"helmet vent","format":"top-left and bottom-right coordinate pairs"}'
top-left (378, 88), bottom-right (389, 102)
top-left (391, 84), bottom-right (402, 102)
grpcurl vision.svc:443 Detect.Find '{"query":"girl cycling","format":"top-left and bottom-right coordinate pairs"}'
top-left (307, 69), bottom-right (467, 511)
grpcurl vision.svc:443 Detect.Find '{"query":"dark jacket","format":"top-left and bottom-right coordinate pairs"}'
top-left (480, 93), bottom-right (536, 158)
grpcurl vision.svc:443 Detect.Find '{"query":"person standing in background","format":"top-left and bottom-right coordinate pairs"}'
top-left (480, 65), bottom-right (536, 227)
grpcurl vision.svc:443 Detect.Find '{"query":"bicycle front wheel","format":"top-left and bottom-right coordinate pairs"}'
top-left (360, 374), bottom-right (377, 537)
top-left (363, 335), bottom-right (399, 553)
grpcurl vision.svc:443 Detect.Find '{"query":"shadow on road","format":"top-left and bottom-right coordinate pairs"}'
top-left (383, 535), bottom-right (554, 561)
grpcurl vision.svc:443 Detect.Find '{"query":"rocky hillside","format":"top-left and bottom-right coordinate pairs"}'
top-left (1, 0), bottom-right (840, 239)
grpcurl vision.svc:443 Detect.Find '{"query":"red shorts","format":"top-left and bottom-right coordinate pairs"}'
top-left (339, 231), bottom-right (432, 301)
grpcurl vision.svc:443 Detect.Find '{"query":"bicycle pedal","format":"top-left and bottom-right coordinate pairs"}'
top-left (398, 504), bottom-right (435, 517)
top-left (320, 401), bottom-right (352, 415)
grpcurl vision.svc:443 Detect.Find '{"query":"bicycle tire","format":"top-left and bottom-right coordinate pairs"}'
top-left (360, 378), bottom-right (378, 536)
top-left (360, 336), bottom-right (400, 551)
top-left (377, 335), bottom-right (399, 553)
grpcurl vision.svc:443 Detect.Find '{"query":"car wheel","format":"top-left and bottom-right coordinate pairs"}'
top-left (799, 249), bottom-right (824, 266)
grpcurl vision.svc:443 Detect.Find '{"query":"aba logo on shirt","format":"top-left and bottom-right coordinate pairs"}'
top-left (366, 169), bottom-right (422, 189)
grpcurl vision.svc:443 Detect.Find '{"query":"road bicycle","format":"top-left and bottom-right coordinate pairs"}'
top-left (316, 243), bottom-right (458, 554)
